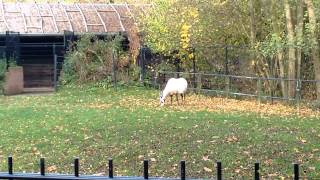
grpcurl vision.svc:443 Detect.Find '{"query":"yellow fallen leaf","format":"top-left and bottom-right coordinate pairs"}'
top-left (47, 165), bottom-right (57, 172)
top-left (203, 167), bottom-right (212, 172)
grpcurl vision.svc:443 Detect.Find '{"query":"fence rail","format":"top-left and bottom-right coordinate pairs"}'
top-left (0, 156), bottom-right (305, 180)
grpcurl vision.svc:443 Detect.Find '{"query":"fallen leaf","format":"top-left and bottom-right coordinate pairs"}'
top-left (202, 156), bottom-right (210, 161)
top-left (204, 167), bottom-right (212, 172)
top-left (300, 138), bottom-right (307, 143)
top-left (47, 165), bottom-right (57, 172)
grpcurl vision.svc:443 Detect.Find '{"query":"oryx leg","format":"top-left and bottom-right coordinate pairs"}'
top-left (176, 94), bottom-right (179, 105)
top-left (181, 94), bottom-right (184, 104)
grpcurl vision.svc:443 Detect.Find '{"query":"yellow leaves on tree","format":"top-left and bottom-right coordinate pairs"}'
top-left (179, 7), bottom-right (199, 62)
top-left (180, 24), bottom-right (191, 49)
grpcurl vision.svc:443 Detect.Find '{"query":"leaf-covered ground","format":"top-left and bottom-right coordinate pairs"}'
top-left (0, 85), bottom-right (319, 179)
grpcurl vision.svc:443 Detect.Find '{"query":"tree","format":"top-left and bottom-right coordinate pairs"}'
top-left (305, 0), bottom-right (320, 100)
top-left (284, 0), bottom-right (296, 98)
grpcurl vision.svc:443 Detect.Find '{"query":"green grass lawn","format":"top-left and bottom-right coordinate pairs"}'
top-left (0, 85), bottom-right (319, 179)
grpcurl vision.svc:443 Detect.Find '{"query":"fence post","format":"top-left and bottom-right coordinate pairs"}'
top-left (144, 160), bottom-right (149, 179)
top-left (40, 158), bottom-right (45, 176)
top-left (270, 79), bottom-right (274, 104)
top-left (293, 163), bottom-right (299, 180)
top-left (225, 46), bottom-right (229, 75)
top-left (74, 157), bottom-right (79, 177)
top-left (8, 156), bottom-right (13, 175)
top-left (140, 47), bottom-right (146, 83)
top-left (193, 58), bottom-right (196, 89)
top-left (225, 75), bottom-right (230, 98)
top-left (216, 161), bottom-right (222, 180)
top-left (254, 162), bottom-right (260, 180)
top-left (180, 160), bottom-right (186, 180)
top-left (257, 78), bottom-right (262, 103)
top-left (112, 49), bottom-right (117, 90)
top-left (53, 54), bottom-right (57, 91)
top-left (295, 79), bottom-right (301, 116)
top-left (108, 158), bottom-right (113, 178)
top-left (197, 73), bottom-right (202, 93)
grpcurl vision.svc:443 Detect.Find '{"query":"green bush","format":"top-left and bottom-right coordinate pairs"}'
top-left (61, 34), bottom-right (129, 85)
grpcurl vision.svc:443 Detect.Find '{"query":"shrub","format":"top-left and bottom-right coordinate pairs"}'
top-left (60, 34), bottom-right (130, 85)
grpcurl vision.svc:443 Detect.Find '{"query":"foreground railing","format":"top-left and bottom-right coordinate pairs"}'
top-left (0, 156), bottom-right (304, 180)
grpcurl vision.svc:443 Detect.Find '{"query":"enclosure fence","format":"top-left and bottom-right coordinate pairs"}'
top-left (0, 156), bottom-right (304, 180)
top-left (153, 71), bottom-right (320, 104)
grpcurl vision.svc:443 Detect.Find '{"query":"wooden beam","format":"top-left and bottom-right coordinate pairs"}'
top-left (109, 4), bottom-right (125, 31)
top-left (125, 2), bottom-right (135, 21)
top-left (59, 2), bottom-right (73, 32)
top-left (90, 2), bottom-right (107, 32)
top-left (17, 1), bottom-right (27, 32)
top-left (75, 3), bottom-right (88, 32)
top-left (46, 2), bottom-right (59, 33)
top-left (0, 0), bottom-right (9, 30)
top-left (34, 2), bottom-right (44, 33)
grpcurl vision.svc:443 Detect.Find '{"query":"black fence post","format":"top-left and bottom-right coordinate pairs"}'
top-left (294, 163), bottom-right (299, 180)
top-left (175, 58), bottom-right (180, 78)
top-left (257, 77), bottom-right (262, 103)
top-left (140, 47), bottom-right (146, 83)
top-left (53, 54), bottom-right (57, 91)
top-left (180, 160), bottom-right (186, 180)
top-left (296, 79), bottom-right (301, 115)
top-left (225, 46), bottom-right (229, 75)
top-left (192, 57), bottom-right (196, 89)
top-left (40, 158), bottom-right (45, 176)
top-left (112, 49), bottom-right (117, 90)
top-left (8, 156), bottom-right (13, 175)
top-left (74, 158), bottom-right (79, 177)
top-left (144, 160), bottom-right (149, 179)
top-left (254, 162), bottom-right (260, 180)
top-left (216, 161), bottom-right (222, 180)
top-left (109, 158), bottom-right (113, 178)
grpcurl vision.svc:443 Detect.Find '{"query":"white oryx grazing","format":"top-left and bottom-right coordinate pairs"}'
top-left (160, 77), bottom-right (188, 106)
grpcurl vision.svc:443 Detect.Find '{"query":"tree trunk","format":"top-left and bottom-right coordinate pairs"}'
top-left (272, 0), bottom-right (288, 98)
top-left (284, 0), bottom-right (296, 99)
top-left (305, 0), bottom-right (320, 100)
top-left (296, 0), bottom-right (304, 80)
top-left (249, 0), bottom-right (256, 46)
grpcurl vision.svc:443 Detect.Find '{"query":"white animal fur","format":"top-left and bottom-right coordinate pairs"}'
top-left (160, 78), bottom-right (188, 106)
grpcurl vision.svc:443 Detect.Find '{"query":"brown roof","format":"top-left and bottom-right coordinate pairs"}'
top-left (0, 2), bottom-right (147, 34)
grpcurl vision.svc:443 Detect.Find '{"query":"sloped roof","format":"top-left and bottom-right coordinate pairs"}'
top-left (0, 2), bottom-right (148, 34)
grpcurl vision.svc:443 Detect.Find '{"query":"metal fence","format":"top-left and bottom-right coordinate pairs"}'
top-left (138, 45), bottom-right (256, 80)
top-left (154, 71), bottom-right (320, 104)
top-left (138, 45), bottom-right (320, 104)
top-left (0, 156), bottom-right (303, 180)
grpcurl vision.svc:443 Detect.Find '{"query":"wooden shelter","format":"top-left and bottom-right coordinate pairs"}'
top-left (0, 1), bottom-right (146, 89)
